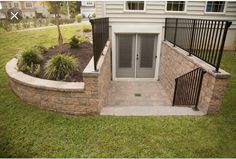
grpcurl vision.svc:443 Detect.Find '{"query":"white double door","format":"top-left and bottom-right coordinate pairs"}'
top-left (116, 34), bottom-right (158, 78)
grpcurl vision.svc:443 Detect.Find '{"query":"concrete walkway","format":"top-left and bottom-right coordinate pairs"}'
top-left (101, 81), bottom-right (205, 116)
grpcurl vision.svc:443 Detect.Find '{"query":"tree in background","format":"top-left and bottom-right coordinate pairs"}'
top-left (66, 1), bottom-right (81, 18)
top-left (44, 2), bottom-right (64, 46)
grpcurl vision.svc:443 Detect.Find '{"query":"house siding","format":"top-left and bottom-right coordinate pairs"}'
top-left (95, 1), bottom-right (236, 49)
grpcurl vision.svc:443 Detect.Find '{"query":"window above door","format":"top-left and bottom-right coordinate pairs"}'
top-left (124, 1), bottom-right (145, 12)
top-left (166, 1), bottom-right (186, 13)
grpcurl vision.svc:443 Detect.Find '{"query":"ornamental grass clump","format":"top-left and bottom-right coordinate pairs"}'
top-left (17, 48), bottom-right (43, 76)
top-left (44, 54), bottom-right (79, 81)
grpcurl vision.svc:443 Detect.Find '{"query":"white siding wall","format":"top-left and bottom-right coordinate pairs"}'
top-left (97, 1), bottom-right (236, 26)
top-left (95, 1), bottom-right (236, 49)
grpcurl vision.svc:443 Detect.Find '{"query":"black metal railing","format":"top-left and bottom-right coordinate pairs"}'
top-left (90, 17), bottom-right (109, 71)
top-left (172, 68), bottom-right (206, 110)
top-left (165, 18), bottom-right (232, 72)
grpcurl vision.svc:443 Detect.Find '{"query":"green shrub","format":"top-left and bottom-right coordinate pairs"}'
top-left (45, 19), bottom-right (50, 26)
top-left (82, 25), bottom-right (92, 33)
top-left (76, 15), bottom-right (82, 23)
top-left (92, 13), bottom-right (96, 18)
top-left (33, 45), bottom-right (47, 54)
top-left (69, 36), bottom-right (80, 48)
top-left (62, 18), bottom-right (75, 24)
top-left (44, 54), bottom-right (79, 80)
top-left (22, 19), bottom-right (31, 28)
top-left (33, 18), bottom-right (37, 27)
top-left (1, 20), bottom-right (12, 32)
top-left (77, 34), bottom-right (89, 43)
top-left (69, 35), bottom-right (89, 48)
top-left (50, 18), bottom-right (63, 25)
top-left (17, 48), bottom-right (43, 76)
top-left (15, 23), bottom-right (21, 30)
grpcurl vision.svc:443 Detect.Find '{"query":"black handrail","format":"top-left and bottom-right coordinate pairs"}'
top-left (172, 67), bottom-right (206, 110)
top-left (90, 17), bottom-right (109, 71)
top-left (165, 18), bottom-right (232, 72)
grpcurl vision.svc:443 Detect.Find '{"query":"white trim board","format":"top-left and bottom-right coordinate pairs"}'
top-left (111, 24), bottom-right (163, 81)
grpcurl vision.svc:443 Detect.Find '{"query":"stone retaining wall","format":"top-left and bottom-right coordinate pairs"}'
top-left (160, 41), bottom-right (230, 114)
top-left (6, 41), bottom-right (111, 115)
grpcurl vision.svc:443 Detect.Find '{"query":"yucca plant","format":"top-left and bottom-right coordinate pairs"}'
top-left (17, 48), bottom-right (43, 76)
top-left (44, 54), bottom-right (79, 80)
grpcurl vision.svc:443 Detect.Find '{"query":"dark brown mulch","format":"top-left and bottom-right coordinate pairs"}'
top-left (38, 42), bottom-right (93, 82)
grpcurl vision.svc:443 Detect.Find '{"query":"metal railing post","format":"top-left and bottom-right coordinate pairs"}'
top-left (164, 18), bottom-right (167, 41)
top-left (173, 18), bottom-right (178, 47)
top-left (89, 18), bottom-right (97, 71)
top-left (172, 79), bottom-right (178, 106)
top-left (193, 69), bottom-right (206, 111)
top-left (189, 19), bottom-right (196, 56)
top-left (214, 21), bottom-right (232, 72)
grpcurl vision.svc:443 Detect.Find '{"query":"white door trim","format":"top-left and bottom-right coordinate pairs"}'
top-left (111, 24), bottom-right (163, 81)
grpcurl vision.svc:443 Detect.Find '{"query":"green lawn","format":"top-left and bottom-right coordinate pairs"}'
top-left (0, 26), bottom-right (236, 157)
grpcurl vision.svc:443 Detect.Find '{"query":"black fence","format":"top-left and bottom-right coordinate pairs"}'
top-left (165, 18), bottom-right (232, 72)
top-left (172, 68), bottom-right (206, 110)
top-left (90, 17), bottom-right (109, 71)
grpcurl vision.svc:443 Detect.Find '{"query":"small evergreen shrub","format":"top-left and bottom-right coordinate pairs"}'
top-left (78, 35), bottom-right (89, 43)
top-left (76, 15), bottom-right (82, 23)
top-left (44, 54), bottom-right (79, 80)
top-left (92, 13), bottom-right (96, 18)
top-left (69, 35), bottom-right (89, 48)
top-left (69, 36), bottom-right (80, 48)
top-left (82, 25), bottom-right (92, 33)
top-left (1, 20), bottom-right (12, 32)
top-left (17, 48), bottom-right (43, 76)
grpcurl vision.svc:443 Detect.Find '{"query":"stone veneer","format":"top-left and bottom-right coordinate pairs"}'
top-left (5, 41), bottom-right (111, 115)
top-left (160, 41), bottom-right (230, 114)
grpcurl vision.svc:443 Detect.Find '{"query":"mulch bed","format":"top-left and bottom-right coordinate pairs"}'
top-left (38, 42), bottom-right (93, 82)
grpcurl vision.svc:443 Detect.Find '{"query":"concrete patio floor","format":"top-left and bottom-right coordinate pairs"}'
top-left (101, 81), bottom-right (205, 116)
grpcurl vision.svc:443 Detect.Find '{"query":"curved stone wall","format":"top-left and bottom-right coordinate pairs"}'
top-left (5, 41), bottom-right (111, 115)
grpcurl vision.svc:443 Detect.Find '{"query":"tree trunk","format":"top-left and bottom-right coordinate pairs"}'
top-left (56, 14), bottom-right (63, 46)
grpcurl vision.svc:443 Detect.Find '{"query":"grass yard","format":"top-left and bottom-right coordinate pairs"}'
top-left (0, 25), bottom-right (236, 157)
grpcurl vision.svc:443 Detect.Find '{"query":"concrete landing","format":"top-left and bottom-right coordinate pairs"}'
top-left (101, 106), bottom-right (205, 116)
top-left (106, 81), bottom-right (172, 107)
top-left (102, 81), bottom-right (205, 116)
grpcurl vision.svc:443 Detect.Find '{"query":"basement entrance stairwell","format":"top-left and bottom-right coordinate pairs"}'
top-left (90, 17), bottom-right (231, 116)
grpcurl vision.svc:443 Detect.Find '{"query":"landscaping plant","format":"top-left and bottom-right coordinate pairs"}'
top-left (44, 53), bottom-right (79, 80)
top-left (69, 35), bottom-right (89, 48)
top-left (17, 47), bottom-right (43, 76)
top-left (1, 20), bottom-right (12, 32)
top-left (33, 45), bottom-right (47, 54)
top-left (69, 35), bottom-right (80, 48)
top-left (76, 15), bottom-right (82, 23)
top-left (82, 25), bottom-right (92, 33)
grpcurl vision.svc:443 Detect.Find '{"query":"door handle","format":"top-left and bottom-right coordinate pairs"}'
top-left (136, 54), bottom-right (139, 60)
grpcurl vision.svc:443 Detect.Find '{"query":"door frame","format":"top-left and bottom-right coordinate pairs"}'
top-left (111, 24), bottom-right (163, 81)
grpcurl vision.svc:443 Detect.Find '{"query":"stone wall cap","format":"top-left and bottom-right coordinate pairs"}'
top-left (163, 41), bottom-right (230, 79)
top-left (5, 58), bottom-right (85, 92)
top-left (83, 40), bottom-right (111, 77)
